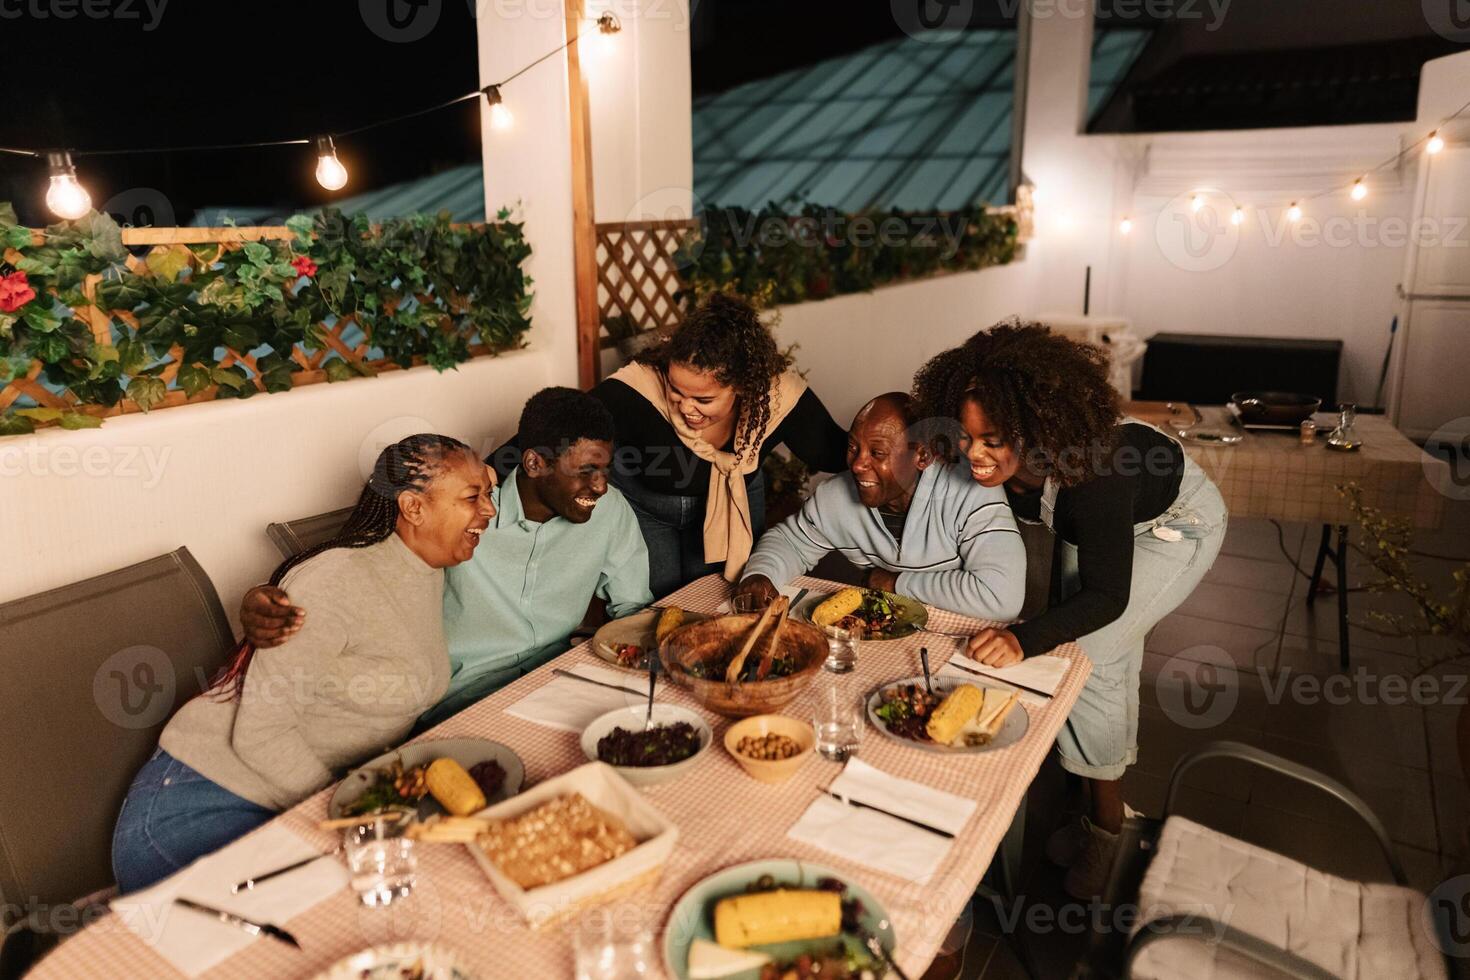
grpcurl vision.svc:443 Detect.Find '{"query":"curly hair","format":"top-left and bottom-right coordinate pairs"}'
top-left (635, 292), bottom-right (792, 459)
top-left (519, 386), bottom-right (615, 461)
top-left (912, 319), bottom-right (1120, 486)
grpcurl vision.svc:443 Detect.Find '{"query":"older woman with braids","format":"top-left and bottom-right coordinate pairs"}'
top-left (496, 293), bottom-right (847, 596)
top-left (111, 434), bottom-right (494, 894)
top-left (913, 322), bottom-right (1228, 900)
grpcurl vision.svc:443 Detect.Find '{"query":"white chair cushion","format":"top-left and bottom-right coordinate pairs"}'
top-left (1129, 816), bottom-right (1446, 980)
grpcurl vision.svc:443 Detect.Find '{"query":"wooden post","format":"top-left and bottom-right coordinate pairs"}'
top-left (566, 0), bottom-right (602, 389)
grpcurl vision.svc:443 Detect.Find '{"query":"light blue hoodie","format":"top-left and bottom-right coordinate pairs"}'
top-left (744, 463), bottom-right (1025, 621)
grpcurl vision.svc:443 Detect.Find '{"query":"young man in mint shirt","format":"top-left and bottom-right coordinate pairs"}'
top-left (237, 388), bottom-right (652, 728)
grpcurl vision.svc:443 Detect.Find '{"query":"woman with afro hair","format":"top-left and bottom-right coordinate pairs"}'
top-left (913, 320), bottom-right (1227, 899)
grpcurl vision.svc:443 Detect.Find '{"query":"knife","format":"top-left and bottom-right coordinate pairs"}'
top-left (823, 790), bottom-right (955, 839)
top-left (863, 932), bottom-right (914, 980)
top-left (231, 847), bottom-right (340, 893)
top-left (943, 657), bottom-right (1054, 700)
top-left (173, 897), bottom-right (301, 949)
top-left (551, 668), bottom-right (648, 699)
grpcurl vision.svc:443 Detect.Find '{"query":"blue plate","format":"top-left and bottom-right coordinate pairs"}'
top-left (662, 859), bottom-right (898, 980)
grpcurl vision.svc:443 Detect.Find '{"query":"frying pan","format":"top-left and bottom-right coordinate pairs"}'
top-left (1229, 391), bottom-right (1322, 426)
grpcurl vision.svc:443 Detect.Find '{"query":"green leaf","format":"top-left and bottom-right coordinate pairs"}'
top-left (58, 411), bottom-right (103, 430)
top-left (78, 212), bottom-right (126, 263)
top-left (177, 361), bottom-right (212, 397)
top-left (22, 305), bottom-right (61, 333)
top-left (4, 225), bottom-right (33, 249)
top-left (210, 365), bottom-right (248, 390)
top-left (286, 214), bottom-right (314, 245)
top-left (15, 407), bottom-right (63, 422)
top-left (126, 375), bottom-right (167, 412)
top-left (322, 358), bottom-right (356, 383)
top-left (27, 331), bottom-right (67, 363)
top-left (0, 202), bottom-right (17, 227)
top-left (241, 241), bottom-right (272, 266)
top-left (222, 324), bottom-right (259, 352)
top-left (117, 336), bottom-right (150, 375)
top-left (96, 276), bottom-right (148, 310)
top-left (145, 248), bottom-right (191, 282)
top-left (0, 313), bottom-right (16, 341)
top-left (0, 412), bottom-right (35, 436)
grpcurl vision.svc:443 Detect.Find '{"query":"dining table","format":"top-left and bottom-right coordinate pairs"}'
top-left (29, 574), bottom-right (1090, 980)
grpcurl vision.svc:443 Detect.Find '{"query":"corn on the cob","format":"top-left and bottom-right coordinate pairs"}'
top-left (811, 587), bottom-right (864, 627)
top-left (425, 758), bottom-right (487, 816)
top-left (655, 606), bottom-right (685, 643)
top-left (925, 683), bottom-right (985, 745)
top-left (713, 889), bottom-right (842, 948)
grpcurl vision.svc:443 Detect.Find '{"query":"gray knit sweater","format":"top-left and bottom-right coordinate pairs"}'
top-left (161, 534), bottom-right (449, 810)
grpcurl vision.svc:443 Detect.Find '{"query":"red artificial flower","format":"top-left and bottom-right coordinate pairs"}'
top-left (0, 271), bottom-right (36, 313)
top-left (290, 255), bottom-right (318, 279)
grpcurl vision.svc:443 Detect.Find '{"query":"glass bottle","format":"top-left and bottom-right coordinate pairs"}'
top-left (1326, 403), bottom-right (1362, 452)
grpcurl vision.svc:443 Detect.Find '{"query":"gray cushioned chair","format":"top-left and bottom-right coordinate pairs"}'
top-left (0, 548), bottom-right (232, 978)
top-left (265, 506), bottom-right (352, 559)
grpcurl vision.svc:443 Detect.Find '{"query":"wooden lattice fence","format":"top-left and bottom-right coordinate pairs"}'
top-left (594, 218), bottom-right (699, 348)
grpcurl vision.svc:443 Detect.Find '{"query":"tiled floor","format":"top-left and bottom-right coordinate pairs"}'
top-left (960, 501), bottom-right (1470, 979)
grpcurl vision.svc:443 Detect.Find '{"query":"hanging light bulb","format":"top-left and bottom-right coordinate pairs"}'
top-left (581, 11), bottom-right (621, 63)
top-left (1427, 131), bottom-right (1445, 154)
top-left (314, 136), bottom-right (348, 191)
top-left (1189, 194), bottom-right (1204, 213)
top-left (1287, 202), bottom-right (1302, 222)
top-left (482, 85), bottom-right (513, 132)
top-left (1118, 217), bottom-right (1132, 235)
top-left (1350, 178), bottom-right (1367, 201)
top-left (1231, 206), bottom-right (1245, 226)
top-left (44, 152), bottom-right (91, 220)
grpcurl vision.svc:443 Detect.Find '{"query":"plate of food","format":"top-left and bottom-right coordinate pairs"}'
top-left (593, 606), bottom-right (707, 672)
top-left (580, 703), bottom-right (713, 786)
top-left (328, 738), bottom-right (525, 820)
top-left (310, 942), bottom-right (475, 980)
top-left (867, 677), bottom-right (1027, 754)
top-left (663, 859), bottom-right (898, 980)
top-left (793, 587), bottom-right (928, 641)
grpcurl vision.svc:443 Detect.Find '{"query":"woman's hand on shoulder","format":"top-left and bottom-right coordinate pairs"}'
top-left (240, 585), bottom-right (304, 649)
top-left (966, 627), bottom-right (1023, 668)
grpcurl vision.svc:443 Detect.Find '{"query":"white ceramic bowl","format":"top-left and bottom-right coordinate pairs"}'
top-left (580, 703), bottom-right (713, 786)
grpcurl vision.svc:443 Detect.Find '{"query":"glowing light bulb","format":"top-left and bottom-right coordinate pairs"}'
top-left (1189, 194), bottom-right (1204, 213)
top-left (1231, 207), bottom-right (1244, 226)
top-left (44, 152), bottom-right (91, 220)
top-left (483, 85), bottom-right (513, 132)
top-left (1350, 179), bottom-right (1367, 201)
top-left (1118, 217), bottom-right (1132, 235)
top-left (314, 137), bottom-right (348, 191)
top-left (581, 12), bottom-right (620, 64)
top-left (1287, 202), bottom-right (1302, 222)
top-left (1427, 131), bottom-right (1445, 154)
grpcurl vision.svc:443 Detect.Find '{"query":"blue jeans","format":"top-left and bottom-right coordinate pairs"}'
top-left (112, 748), bottom-right (274, 895)
top-left (612, 470), bottom-right (765, 599)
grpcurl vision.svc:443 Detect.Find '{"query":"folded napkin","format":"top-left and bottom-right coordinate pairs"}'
top-left (940, 652), bottom-right (1069, 706)
top-left (504, 663), bottom-right (652, 733)
top-left (714, 582), bottom-right (805, 614)
top-left (110, 823), bottom-right (346, 977)
top-left (787, 758), bottom-right (976, 883)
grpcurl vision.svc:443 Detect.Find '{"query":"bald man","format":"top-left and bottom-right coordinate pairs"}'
top-left (736, 393), bottom-right (1025, 621)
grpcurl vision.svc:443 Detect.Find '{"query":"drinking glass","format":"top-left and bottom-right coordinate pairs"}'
top-left (344, 820), bottom-right (417, 907)
top-left (821, 623), bottom-right (862, 673)
top-left (812, 676), bottom-right (861, 761)
top-left (572, 904), bottom-right (655, 979)
top-left (730, 592), bottom-right (772, 615)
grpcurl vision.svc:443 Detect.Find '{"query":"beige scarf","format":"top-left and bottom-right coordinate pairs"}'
top-left (609, 362), bottom-right (807, 581)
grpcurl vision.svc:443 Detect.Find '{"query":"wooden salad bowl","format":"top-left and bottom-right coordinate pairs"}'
top-left (658, 613), bottom-right (828, 718)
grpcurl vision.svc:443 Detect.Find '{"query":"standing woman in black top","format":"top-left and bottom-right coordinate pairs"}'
top-left (498, 294), bottom-right (847, 597)
top-left (914, 321), bottom-right (1227, 900)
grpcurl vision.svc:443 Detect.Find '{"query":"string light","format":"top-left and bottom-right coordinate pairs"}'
top-left (44, 152), bottom-right (91, 219)
top-left (1189, 194), bottom-right (1204, 213)
top-left (1230, 206), bottom-right (1244, 226)
top-left (580, 11), bottom-right (622, 63)
top-left (314, 136), bottom-right (348, 191)
top-left (1427, 131), bottom-right (1445, 154)
top-left (1118, 217), bottom-right (1132, 235)
top-left (1350, 178), bottom-right (1367, 201)
top-left (482, 85), bottom-right (514, 132)
top-left (1286, 202), bottom-right (1302, 222)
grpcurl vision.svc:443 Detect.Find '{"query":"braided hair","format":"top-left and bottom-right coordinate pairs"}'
top-left (635, 292), bottom-right (792, 460)
top-left (209, 433), bottom-right (475, 699)
top-left (912, 320), bottom-right (1120, 487)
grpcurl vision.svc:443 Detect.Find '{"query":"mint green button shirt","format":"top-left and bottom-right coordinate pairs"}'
top-left (428, 467), bottom-right (652, 725)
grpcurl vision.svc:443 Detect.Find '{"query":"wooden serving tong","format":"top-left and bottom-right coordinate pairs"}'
top-left (725, 595), bottom-right (789, 683)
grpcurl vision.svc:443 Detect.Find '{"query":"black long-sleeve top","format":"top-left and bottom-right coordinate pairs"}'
top-left (1008, 423), bottom-right (1185, 657)
top-left (492, 377), bottom-right (849, 496)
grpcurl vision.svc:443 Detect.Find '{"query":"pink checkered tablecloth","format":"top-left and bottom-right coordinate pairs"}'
top-left (31, 576), bottom-right (1089, 979)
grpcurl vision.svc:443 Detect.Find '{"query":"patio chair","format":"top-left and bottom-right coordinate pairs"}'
top-left (1081, 740), bottom-right (1453, 980)
top-left (0, 548), bottom-right (232, 979)
top-left (265, 505), bottom-right (352, 559)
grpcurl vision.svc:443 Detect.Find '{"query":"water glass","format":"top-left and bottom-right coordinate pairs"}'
top-left (572, 905), bottom-right (655, 979)
top-left (344, 821), bottom-right (417, 907)
top-left (812, 677), bottom-right (861, 761)
top-left (822, 624), bottom-right (862, 673)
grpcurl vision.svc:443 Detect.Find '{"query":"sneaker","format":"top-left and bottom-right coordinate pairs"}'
top-left (1046, 803), bottom-right (1141, 869)
top-left (1063, 818), bottom-right (1121, 900)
